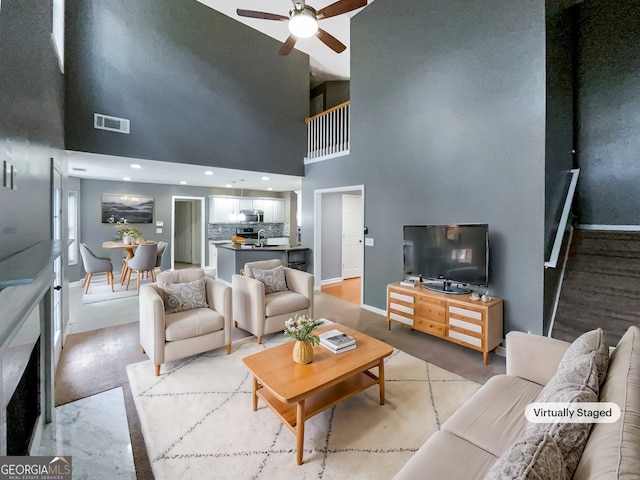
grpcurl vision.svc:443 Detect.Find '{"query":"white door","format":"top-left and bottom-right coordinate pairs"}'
top-left (341, 194), bottom-right (363, 279)
top-left (52, 165), bottom-right (63, 368)
top-left (175, 201), bottom-right (192, 263)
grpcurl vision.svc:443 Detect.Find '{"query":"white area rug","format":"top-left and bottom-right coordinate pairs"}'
top-left (126, 334), bottom-right (481, 480)
top-left (81, 274), bottom-right (152, 304)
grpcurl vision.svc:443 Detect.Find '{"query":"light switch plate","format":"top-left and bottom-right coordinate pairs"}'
top-left (156, 228), bottom-right (162, 234)
top-left (365, 237), bottom-right (374, 247)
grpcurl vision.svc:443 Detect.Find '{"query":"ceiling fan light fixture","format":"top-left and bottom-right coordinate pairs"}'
top-left (288, 8), bottom-right (318, 38)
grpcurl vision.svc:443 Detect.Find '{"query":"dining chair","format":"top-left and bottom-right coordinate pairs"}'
top-left (124, 243), bottom-right (158, 292)
top-left (155, 241), bottom-right (169, 271)
top-left (79, 243), bottom-right (114, 294)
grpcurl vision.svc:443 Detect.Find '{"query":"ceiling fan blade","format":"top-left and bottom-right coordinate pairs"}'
top-left (316, 29), bottom-right (347, 53)
top-left (279, 35), bottom-right (298, 56)
top-left (317, 0), bottom-right (367, 19)
top-left (236, 9), bottom-right (289, 22)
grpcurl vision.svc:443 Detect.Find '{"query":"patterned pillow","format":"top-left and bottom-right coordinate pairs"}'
top-left (252, 266), bottom-right (288, 294)
top-left (557, 328), bottom-right (609, 387)
top-left (485, 432), bottom-right (566, 480)
top-left (526, 384), bottom-right (597, 480)
top-left (162, 278), bottom-right (208, 313)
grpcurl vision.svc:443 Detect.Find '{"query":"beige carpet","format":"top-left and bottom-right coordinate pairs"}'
top-left (126, 334), bottom-right (480, 480)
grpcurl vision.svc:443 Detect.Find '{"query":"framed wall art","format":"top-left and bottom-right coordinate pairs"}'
top-left (101, 194), bottom-right (154, 224)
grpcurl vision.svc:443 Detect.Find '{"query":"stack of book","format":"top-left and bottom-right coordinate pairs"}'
top-left (319, 329), bottom-right (356, 354)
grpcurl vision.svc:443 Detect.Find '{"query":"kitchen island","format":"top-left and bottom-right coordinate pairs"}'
top-left (216, 244), bottom-right (309, 284)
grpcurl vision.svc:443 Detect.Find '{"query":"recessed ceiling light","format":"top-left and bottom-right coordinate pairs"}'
top-left (180, 181), bottom-right (187, 185)
top-left (130, 163), bottom-right (142, 169)
top-left (123, 177), bottom-right (131, 181)
top-left (225, 184), bottom-right (232, 188)
top-left (268, 187), bottom-right (273, 191)
top-left (262, 176), bottom-right (269, 181)
top-left (205, 170), bottom-right (213, 176)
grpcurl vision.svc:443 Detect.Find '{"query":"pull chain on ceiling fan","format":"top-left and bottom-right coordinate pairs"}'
top-left (236, 0), bottom-right (367, 56)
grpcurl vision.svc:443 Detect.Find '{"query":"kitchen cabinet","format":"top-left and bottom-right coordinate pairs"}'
top-left (262, 199), bottom-right (285, 223)
top-left (210, 197), bottom-right (240, 223)
top-left (209, 196), bottom-right (286, 223)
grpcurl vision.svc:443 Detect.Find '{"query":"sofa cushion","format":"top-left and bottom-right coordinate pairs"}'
top-left (165, 308), bottom-right (224, 342)
top-left (484, 432), bottom-right (566, 480)
top-left (574, 325), bottom-right (640, 479)
top-left (393, 430), bottom-right (498, 480)
top-left (253, 266), bottom-right (288, 294)
top-left (526, 385), bottom-right (597, 480)
top-left (442, 374), bottom-right (543, 458)
top-left (557, 327), bottom-right (609, 387)
top-left (162, 278), bottom-right (209, 313)
top-left (264, 290), bottom-right (309, 317)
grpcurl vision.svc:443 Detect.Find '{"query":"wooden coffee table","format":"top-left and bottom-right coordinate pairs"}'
top-left (242, 323), bottom-right (394, 465)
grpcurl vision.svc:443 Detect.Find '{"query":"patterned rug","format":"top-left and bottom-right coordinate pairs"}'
top-left (126, 334), bottom-right (480, 480)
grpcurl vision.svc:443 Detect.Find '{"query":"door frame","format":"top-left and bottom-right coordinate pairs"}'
top-left (313, 185), bottom-right (365, 305)
top-left (171, 196), bottom-right (206, 270)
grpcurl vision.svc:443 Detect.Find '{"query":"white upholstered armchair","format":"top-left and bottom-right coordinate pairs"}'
top-left (139, 268), bottom-right (232, 376)
top-left (232, 259), bottom-right (314, 343)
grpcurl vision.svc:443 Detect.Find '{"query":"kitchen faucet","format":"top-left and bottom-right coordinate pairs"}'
top-left (257, 229), bottom-right (267, 247)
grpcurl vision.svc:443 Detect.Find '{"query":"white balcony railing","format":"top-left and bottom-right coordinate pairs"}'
top-left (305, 101), bottom-right (350, 163)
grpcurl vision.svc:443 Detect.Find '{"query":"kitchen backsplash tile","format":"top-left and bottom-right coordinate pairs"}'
top-left (208, 223), bottom-right (285, 240)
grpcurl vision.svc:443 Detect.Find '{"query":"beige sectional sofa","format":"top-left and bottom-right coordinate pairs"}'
top-left (394, 326), bottom-right (640, 479)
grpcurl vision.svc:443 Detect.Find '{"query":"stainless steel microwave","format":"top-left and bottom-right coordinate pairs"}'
top-left (240, 210), bottom-right (263, 223)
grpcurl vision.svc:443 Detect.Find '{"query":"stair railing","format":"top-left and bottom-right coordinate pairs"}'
top-left (545, 168), bottom-right (580, 269)
top-left (305, 101), bottom-right (350, 163)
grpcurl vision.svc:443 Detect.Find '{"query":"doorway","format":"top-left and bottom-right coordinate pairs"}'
top-left (171, 196), bottom-right (205, 270)
top-left (51, 161), bottom-right (63, 369)
top-left (313, 185), bottom-right (364, 305)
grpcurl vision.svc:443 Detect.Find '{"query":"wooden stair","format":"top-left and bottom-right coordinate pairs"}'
top-left (551, 229), bottom-right (640, 345)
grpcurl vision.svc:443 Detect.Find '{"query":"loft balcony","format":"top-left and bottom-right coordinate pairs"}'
top-left (304, 101), bottom-right (350, 163)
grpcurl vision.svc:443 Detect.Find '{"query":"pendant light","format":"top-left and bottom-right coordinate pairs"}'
top-left (228, 181), bottom-right (238, 222)
top-left (237, 179), bottom-right (246, 222)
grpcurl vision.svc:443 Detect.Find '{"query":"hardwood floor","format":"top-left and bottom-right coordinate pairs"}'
top-left (174, 262), bottom-right (200, 270)
top-left (321, 277), bottom-right (361, 305)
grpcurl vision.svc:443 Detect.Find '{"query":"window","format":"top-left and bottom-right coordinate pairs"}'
top-left (68, 190), bottom-right (78, 265)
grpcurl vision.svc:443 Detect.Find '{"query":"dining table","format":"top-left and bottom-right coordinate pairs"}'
top-left (102, 240), bottom-right (156, 283)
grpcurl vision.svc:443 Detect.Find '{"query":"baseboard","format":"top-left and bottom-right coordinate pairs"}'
top-left (362, 304), bottom-right (386, 317)
top-left (577, 224), bottom-right (640, 231)
top-left (320, 277), bottom-right (343, 286)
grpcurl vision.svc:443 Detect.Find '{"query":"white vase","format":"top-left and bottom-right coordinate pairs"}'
top-left (122, 234), bottom-right (132, 245)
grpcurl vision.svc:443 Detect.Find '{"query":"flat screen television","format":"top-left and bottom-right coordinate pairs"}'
top-left (403, 224), bottom-right (489, 294)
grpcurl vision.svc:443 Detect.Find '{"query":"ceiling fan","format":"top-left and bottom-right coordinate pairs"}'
top-left (236, 0), bottom-right (367, 56)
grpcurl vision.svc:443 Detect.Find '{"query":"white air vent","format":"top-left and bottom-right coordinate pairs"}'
top-left (94, 113), bottom-right (130, 134)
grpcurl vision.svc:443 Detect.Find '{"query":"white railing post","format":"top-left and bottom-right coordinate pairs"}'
top-left (305, 101), bottom-right (351, 163)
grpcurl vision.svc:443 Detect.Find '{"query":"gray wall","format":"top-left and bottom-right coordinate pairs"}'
top-left (545, 5), bottom-right (576, 258)
top-left (302, 0), bottom-right (547, 334)
top-left (64, 0), bottom-right (309, 176)
top-left (320, 193), bottom-right (344, 281)
top-left (575, 0), bottom-right (640, 225)
top-left (0, 0), bottom-right (66, 261)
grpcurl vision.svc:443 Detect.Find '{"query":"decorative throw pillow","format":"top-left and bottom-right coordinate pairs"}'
top-left (526, 385), bottom-right (597, 480)
top-left (252, 266), bottom-right (288, 294)
top-left (485, 432), bottom-right (566, 480)
top-left (557, 328), bottom-right (609, 387)
top-left (162, 278), bottom-right (208, 314)
top-left (537, 351), bottom-right (600, 400)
